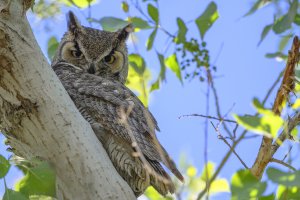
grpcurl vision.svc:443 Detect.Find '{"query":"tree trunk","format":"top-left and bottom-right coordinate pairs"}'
top-left (0, 0), bottom-right (135, 199)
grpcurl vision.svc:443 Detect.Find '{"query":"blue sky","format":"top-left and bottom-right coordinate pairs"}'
top-left (1, 0), bottom-right (297, 199)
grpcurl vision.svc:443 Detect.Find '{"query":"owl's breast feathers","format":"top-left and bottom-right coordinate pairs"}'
top-left (52, 62), bottom-right (184, 195)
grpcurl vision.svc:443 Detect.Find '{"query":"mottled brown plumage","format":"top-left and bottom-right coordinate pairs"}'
top-left (52, 11), bottom-right (183, 197)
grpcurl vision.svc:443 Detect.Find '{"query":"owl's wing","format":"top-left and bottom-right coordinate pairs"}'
top-left (73, 73), bottom-right (183, 182)
top-left (74, 73), bottom-right (159, 134)
top-left (73, 73), bottom-right (160, 156)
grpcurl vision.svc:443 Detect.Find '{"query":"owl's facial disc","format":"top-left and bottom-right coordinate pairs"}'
top-left (60, 41), bottom-right (89, 70)
top-left (102, 50), bottom-right (125, 74)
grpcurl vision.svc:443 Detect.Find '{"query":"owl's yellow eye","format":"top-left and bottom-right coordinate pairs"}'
top-left (104, 54), bottom-right (116, 64)
top-left (71, 50), bottom-right (83, 58)
top-left (102, 51), bottom-right (124, 74)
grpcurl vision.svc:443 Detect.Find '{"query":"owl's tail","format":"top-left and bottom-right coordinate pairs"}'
top-left (148, 160), bottom-right (175, 196)
top-left (160, 145), bottom-right (185, 183)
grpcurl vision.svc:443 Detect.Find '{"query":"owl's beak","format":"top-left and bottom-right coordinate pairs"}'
top-left (88, 63), bottom-right (96, 74)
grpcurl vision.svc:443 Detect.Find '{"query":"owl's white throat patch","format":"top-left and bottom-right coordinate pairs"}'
top-left (60, 62), bottom-right (83, 71)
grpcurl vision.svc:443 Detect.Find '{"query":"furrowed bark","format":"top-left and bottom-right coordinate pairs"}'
top-left (0, 0), bottom-right (135, 199)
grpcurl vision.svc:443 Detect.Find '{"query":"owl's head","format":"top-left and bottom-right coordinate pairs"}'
top-left (52, 11), bottom-right (133, 84)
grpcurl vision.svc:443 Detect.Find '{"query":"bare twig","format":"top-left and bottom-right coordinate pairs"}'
top-left (222, 103), bottom-right (236, 121)
top-left (203, 70), bottom-right (211, 200)
top-left (196, 44), bottom-right (291, 199)
top-left (178, 113), bottom-right (237, 123)
top-left (123, 0), bottom-right (140, 54)
top-left (196, 131), bottom-right (246, 200)
top-left (262, 70), bottom-right (283, 105)
top-left (270, 158), bottom-right (296, 172)
top-left (210, 122), bottom-right (248, 169)
top-left (233, 124), bottom-right (239, 138)
top-left (209, 70), bottom-right (234, 138)
top-left (272, 112), bottom-right (300, 154)
top-left (282, 146), bottom-right (293, 161)
top-left (87, 0), bottom-right (92, 26)
top-left (212, 42), bottom-right (224, 66)
top-left (131, 0), bottom-right (153, 23)
top-left (243, 135), bottom-right (260, 140)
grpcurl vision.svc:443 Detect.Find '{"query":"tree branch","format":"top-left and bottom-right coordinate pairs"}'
top-left (178, 114), bottom-right (237, 124)
top-left (209, 70), bottom-right (234, 138)
top-left (0, 0), bottom-right (135, 199)
top-left (196, 46), bottom-right (290, 199)
top-left (250, 36), bottom-right (300, 179)
top-left (270, 158), bottom-right (296, 172)
top-left (210, 122), bottom-right (248, 169)
top-left (271, 112), bottom-right (300, 155)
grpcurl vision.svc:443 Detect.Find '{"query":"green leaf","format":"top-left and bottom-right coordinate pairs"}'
top-left (291, 127), bottom-right (298, 140)
top-left (147, 4), bottom-right (159, 24)
top-left (201, 161), bottom-right (214, 181)
top-left (144, 186), bottom-right (172, 200)
top-left (276, 185), bottom-right (300, 200)
top-left (294, 13), bottom-right (300, 25)
top-left (273, 16), bottom-right (292, 34)
top-left (195, 2), bottom-right (219, 39)
top-left (128, 54), bottom-right (146, 75)
top-left (176, 18), bottom-right (187, 44)
top-left (233, 113), bottom-right (283, 138)
top-left (15, 162), bottom-right (56, 197)
top-left (258, 24), bottom-right (273, 46)
top-left (121, 1), bottom-right (129, 13)
top-left (210, 178), bottom-right (230, 194)
top-left (3, 189), bottom-right (28, 200)
top-left (47, 36), bottom-right (59, 61)
top-left (0, 155), bottom-right (10, 178)
top-left (188, 177), bottom-right (205, 193)
top-left (127, 54), bottom-right (151, 106)
top-left (150, 52), bottom-right (166, 92)
top-left (252, 98), bottom-right (270, 115)
top-left (265, 52), bottom-right (288, 60)
top-left (146, 28), bottom-right (157, 51)
top-left (273, 0), bottom-right (298, 34)
top-left (187, 166), bottom-right (197, 178)
top-left (144, 187), bottom-right (161, 200)
top-left (235, 98), bottom-right (284, 138)
top-left (233, 114), bottom-right (265, 135)
top-left (279, 34), bottom-right (292, 52)
top-left (157, 52), bottom-right (166, 81)
top-left (150, 79), bottom-right (160, 92)
top-left (267, 168), bottom-right (300, 187)
top-left (258, 194), bottom-right (275, 200)
top-left (130, 17), bottom-right (151, 30)
top-left (165, 54), bottom-right (183, 83)
top-left (29, 195), bottom-right (55, 200)
top-left (98, 17), bottom-right (128, 31)
top-left (62, 0), bottom-right (96, 8)
top-left (244, 0), bottom-right (270, 17)
top-left (32, 1), bottom-right (61, 19)
top-left (292, 98), bottom-right (300, 109)
top-left (231, 169), bottom-right (267, 200)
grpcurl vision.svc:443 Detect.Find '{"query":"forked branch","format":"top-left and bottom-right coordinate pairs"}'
top-left (250, 36), bottom-right (300, 179)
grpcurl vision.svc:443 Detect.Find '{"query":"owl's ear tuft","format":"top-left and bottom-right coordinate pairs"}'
top-left (117, 24), bottom-right (134, 42)
top-left (67, 11), bottom-right (81, 34)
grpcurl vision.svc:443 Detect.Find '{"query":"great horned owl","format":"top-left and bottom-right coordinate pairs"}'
top-left (52, 11), bottom-right (184, 197)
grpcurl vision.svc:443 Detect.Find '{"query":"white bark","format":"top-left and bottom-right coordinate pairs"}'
top-left (0, 0), bottom-right (135, 199)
